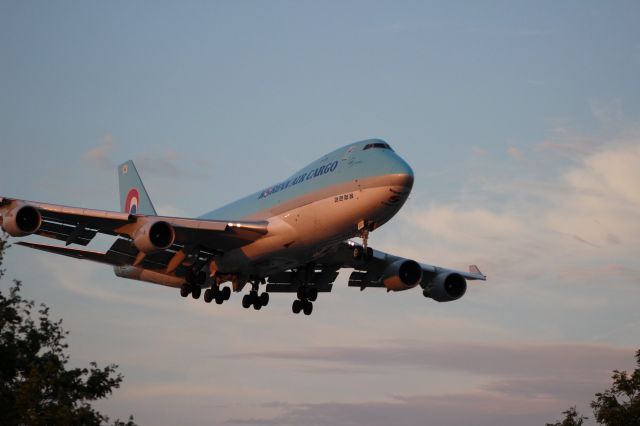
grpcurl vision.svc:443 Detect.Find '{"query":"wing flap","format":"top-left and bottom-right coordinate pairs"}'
top-left (16, 242), bottom-right (121, 266)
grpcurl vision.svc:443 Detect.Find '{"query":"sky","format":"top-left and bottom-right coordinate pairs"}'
top-left (1, 1), bottom-right (640, 425)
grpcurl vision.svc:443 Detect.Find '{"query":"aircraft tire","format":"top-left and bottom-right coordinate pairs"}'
top-left (260, 292), bottom-right (269, 306)
top-left (222, 286), bottom-right (231, 300)
top-left (292, 299), bottom-right (302, 314)
top-left (203, 289), bottom-right (213, 303)
top-left (303, 300), bottom-right (313, 316)
top-left (180, 284), bottom-right (190, 298)
top-left (253, 300), bottom-right (262, 310)
top-left (242, 294), bottom-right (252, 309)
top-left (296, 288), bottom-right (305, 301)
top-left (215, 294), bottom-right (224, 304)
top-left (191, 287), bottom-right (201, 299)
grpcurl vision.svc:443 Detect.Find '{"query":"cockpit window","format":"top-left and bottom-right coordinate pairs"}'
top-left (363, 142), bottom-right (393, 151)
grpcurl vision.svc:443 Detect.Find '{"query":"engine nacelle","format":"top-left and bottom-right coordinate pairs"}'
top-left (423, 272), bottom-right (467, 302)
top-left (382, 259), bottom-right (423, 291)
top-left (133, 220), bottom-right (175, 253)
top-left (1, 204), bottom-right (42, 237)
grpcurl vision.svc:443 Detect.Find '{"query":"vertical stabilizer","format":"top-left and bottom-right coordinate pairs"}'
top-left (118, 161), bottom-right (157, 216)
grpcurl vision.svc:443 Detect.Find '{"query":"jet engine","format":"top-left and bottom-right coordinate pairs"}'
top-left (423, 272), bottom-right (467, 302)
top-left (133, 220), bottom-right (175, 253)
top-left (1, 204), bottom-right (42, 237)
top-left (382, 259), bottom-right (423, 291)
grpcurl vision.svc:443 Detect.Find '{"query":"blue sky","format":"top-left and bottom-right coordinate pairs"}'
top-left (1, 1), bottom-right (640, 425)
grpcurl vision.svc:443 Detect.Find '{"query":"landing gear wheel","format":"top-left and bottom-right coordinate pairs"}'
top-left (307, 288), bottom-right (318, 302)
top-left (364, 247), bottom-right (374, 261)
top-left (222, 286), bottom-right (231, 300)
top-left (191, 287), bottom-right (201, 299)
top-left (303, 300), bottom-right (313, 316)
top-left (260, 292), bottom-right (270, 306)
top-left (203, 288), bottom-right (213, 303)
top-left (292, 299), bottom-right (302, 314)
top-left (253, 299), bottom-right (262, 310)
top-left (242, 294), bottom-right (252, 309)
top-left (180, 284), bottom-right (190, 298)
top-left (215, 293), bottom-right (224, 304)
top-left (353, 246), bottom-right (363, 260)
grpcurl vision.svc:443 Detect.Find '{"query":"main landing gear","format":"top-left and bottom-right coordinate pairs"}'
top-left (180, 283), bottom-right (203, 299)
top-left (203, 285), bottom-right (231, 304)
top-left (180, 269), bottom-right (208, 299)
top-left (242, 290), bottom-right (269, 310)
top-left (241, 280), bottom-right (269, 310)
top-left (292, 286), bottom-right (317, 316)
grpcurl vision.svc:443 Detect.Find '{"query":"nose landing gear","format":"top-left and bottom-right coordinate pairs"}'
top-left (353, 221), bottom-right (375, 261)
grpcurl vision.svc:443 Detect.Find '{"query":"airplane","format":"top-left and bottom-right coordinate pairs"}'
top-left (0, 139), bottom-right (485, 315)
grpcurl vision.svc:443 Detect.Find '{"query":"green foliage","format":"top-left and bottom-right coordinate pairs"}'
top-left (548, 350), bottom-right (640, 426)
top-left (591, 349), bottom-right (640, 426)
top-left (0, 235), bottom-right (137, 425)
top-left (546, 406), bottom-right (588, 426)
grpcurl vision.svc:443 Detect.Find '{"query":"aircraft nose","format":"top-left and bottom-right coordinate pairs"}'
top-left (390, 154), bottom-right (414, 190)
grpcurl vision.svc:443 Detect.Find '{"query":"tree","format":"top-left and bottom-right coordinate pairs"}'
top-left (591, 349), bottom-right (640, 426)
top-left (546, 406), bottom-right (588, 426)
top-left (548, 349), bottom-right (640, 426)
top-left (0, 235), bottom-right (137, 425)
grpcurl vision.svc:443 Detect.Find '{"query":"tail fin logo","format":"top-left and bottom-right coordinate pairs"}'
top-left (125, 188), bottom-right (139, 214)
top-left (122, 164), bottom-right (129, 174)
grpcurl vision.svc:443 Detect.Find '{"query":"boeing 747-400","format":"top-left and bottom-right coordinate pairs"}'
top-left (0, 139), bottom-right (485, 315)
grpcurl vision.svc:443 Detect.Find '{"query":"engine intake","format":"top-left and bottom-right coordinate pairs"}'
top-left (133, 220), bottom-right (175, 253)
top-left (1, 204), bottom-right (42, 237)
top-left (423, 272), bottom-right (467, 302)
top-left (382, 259), bottom-right (423, 291)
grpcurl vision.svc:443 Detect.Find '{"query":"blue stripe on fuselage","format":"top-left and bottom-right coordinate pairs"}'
top-left (199, 139), bottom-right (413, 220)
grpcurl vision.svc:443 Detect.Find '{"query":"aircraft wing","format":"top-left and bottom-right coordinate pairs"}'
top-left (319, 241), bottom-right (485, 280)
top-left (0, 196), bottom-right (268, 272)
top-left (307, 241), bottom-right (485, 302)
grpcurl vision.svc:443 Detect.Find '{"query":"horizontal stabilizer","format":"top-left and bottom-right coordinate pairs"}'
top-left (16, 242), bottom-right (121, 266)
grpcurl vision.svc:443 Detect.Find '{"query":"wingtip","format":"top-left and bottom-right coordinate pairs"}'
top-left (469, 264), bottom-right (486, 279)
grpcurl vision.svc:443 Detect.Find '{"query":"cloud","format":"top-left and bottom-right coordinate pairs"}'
top-left (471, 146), bottom-right (487, 157)
top-left (83, 134), bottom-right (116, 171)
top-left (407, 205), bottom-right (525, 245)
top-left (228, 392), bottom-right (571, 426)
top-left (225, 341), bottom-right (636, 426)
top-left (402, 127), bottom-right (640, 284)
top-left (507, 146), bottom-right (524, 160)
top-left (535, 127), bottom-right (598, 157)
top-left (545, 142), bottom-right (640, 250)
top-left (80, 137), bottom-right (212, 178)
top-left (226, 341), bottom-right (632, 379)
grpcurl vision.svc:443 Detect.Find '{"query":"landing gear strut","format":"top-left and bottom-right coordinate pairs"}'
top-left (353, 221), bottom-right (375, 261)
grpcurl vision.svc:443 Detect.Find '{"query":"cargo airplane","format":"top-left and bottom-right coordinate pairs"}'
top-left (0, 139), bottom-right (485, 315)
